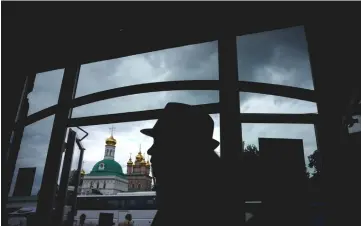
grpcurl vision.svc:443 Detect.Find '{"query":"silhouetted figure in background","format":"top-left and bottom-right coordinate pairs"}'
top-left (79, 214), bottom-right (86, 226)
top-left (141, 102), bottom-right (225, 226)
top-left (120, 214), bottom-right (134, 226)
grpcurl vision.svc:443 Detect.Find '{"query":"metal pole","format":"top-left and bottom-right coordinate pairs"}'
top-left (218, 37), bottom-right (244, 225)
top-left (53, 129), bottom-right (77, 225)
top-left (68, 138), bottom-right (86, 220)
top-left (36, 65), bottom-right (80, 226)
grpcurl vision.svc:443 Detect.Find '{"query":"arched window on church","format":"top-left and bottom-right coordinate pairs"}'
top-left (138, 184), bottom-right (141, 189)
top-left (90, 181), bottom-right (93, 188)
top-left (103, 181), bottom-right (106, 189)
top-left (97, 181), bottom-right (100, 189)
top-left (131, 184), bottom-right (134, 189)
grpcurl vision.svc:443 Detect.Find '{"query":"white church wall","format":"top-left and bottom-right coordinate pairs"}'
top-left (115, 178), bottom-right (129, 192)
top-left (81, 175), bottom-right (128, 195)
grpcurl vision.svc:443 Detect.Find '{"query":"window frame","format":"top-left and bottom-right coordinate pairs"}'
top-left (8, 26), bottom-right (325, 226)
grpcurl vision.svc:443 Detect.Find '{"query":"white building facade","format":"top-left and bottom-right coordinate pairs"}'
top-left (80, 135), bottom-right (128, 195)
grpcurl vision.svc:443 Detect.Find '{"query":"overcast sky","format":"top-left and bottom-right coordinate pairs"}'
top-left (10, 26), bottom-right (321, 196)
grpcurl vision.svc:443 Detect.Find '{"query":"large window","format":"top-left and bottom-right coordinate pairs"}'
top-left (10, 26), bottom-right (328, 224)
top-left (77, 195), bottom-right (157, 210)
top-left (235, 26), bottom-right (320, 206)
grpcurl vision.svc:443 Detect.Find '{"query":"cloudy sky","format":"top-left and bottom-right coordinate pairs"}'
top-left (10, 26), bottom-right (322, 196)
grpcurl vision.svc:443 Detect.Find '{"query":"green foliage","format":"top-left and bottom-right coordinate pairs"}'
top-left (308, 149), bottom-right (321, 176)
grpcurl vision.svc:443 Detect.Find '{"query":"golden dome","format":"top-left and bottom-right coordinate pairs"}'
top-left (145, 154), bottom-right (151, 167)
top-left (135, 151), bottom-right (143, 162)
top-left (127, 157), bottom-right (133, 165)
top-left (106, 135), bottom-right (117, 146)
top-left (81, 169), bottom-right (86, 175)
top-left (141, 153), bottom-right (146, 165)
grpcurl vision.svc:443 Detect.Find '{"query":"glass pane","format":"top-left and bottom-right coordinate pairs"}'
top-left (241, 123), bottom-right (319, 200)
top-left (348, 115), bottom-right (361, 134)
top-left (77, 114), bottom-right (220, 181)
top-left (240, 93), bottom-right (318, 114)
top-left (210, 114), bottom-right (221, 157)
top-left (76, 41), bottom-right (219, 97)
top-left (237, 26), bottom-right (314, 90)
top-left (9, 116), bottom-right (55, 197)
top-left (72, 90), bottom-right (219, 118)
top-left (57, 152), bottom-right (65, 186)
top-left (28, 69), bottom-right (64, 115)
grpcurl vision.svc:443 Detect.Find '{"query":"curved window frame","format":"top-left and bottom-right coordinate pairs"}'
top-left (21, 80), bottom-right (317, 127)
top-left (9, 28), bottom-right (324, 223)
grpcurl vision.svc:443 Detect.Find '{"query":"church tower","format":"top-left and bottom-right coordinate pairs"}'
top-left (126, 144), bottom-right (152, 191)
top-left (127, 154), bottom-right (133, 174)
top-left (104, 127), bottom-right (116, 160)
top-left (81, 126), bottom-right (128, 195)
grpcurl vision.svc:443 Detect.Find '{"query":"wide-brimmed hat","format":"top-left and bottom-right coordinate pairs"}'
top-left (141, 102), bottom-right (219, 149)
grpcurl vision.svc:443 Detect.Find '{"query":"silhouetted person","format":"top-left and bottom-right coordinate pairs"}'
top-left (79, 214), bottom-right (86, 226)
top-left (119, 214), bottom-right (133, 226)
top-left (141, 103), bottom-right (226, 226)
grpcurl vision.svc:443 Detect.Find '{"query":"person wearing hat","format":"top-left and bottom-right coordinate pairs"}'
top-left (119, 214), bottom-right (134, 226)
top-left (141, 102), bottom-right (226, 226)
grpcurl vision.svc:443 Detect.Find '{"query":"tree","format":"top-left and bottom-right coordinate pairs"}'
top-left (244, 144), bottom-right (259, 156)
top-left (307, 149), bottom-right (322, 200)
top-left (308, 149), bottom-right (321, 177)
top-left (243, 143), bottom-right (261, 200)
top-left (305, 168), bottom-right (310, 179)
top-left (243, 142), bottom-right (311, 200)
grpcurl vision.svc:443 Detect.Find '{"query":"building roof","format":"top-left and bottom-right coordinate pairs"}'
top-left (88, 159), bottom-right (125, 178)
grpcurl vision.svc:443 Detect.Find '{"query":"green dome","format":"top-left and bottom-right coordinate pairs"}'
top-left (88, 159), bottom-right (125, 178)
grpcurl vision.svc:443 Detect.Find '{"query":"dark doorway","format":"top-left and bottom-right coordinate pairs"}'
top-left (259, 138), bottom-right (308, 225)
top-left (98, 213), bottom-right (114, 226)
top-left (13, 167), bottom-right (36, 196)
top-left (260, 138), bottom-right (307, 200)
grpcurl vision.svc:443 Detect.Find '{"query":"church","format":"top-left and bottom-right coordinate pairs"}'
top-left (80, 131), bottom-right (152, 195)
top-left (126, 147), bottom-right (152, 191)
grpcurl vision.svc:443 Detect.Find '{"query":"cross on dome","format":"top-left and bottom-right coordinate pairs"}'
top-left (105, 126), bottom-right (117, 146)
top-left (136, 144), bottom-right (144, 161)
top-left (109, 126), bottom-right (116, 136)
top-left (127, 153), bottom-right (133, 165)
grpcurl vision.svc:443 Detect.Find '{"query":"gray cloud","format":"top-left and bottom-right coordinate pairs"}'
top-left (76, 41), bottom-right (219, 98)
top-left (237, 26), bottom-right (314, 90)
top-left (11, 25), bottom-right (318, 196)
top-left (27, 69), bottom-right (63, 115)
top-left (9, 116), bottom-right (54, 195)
